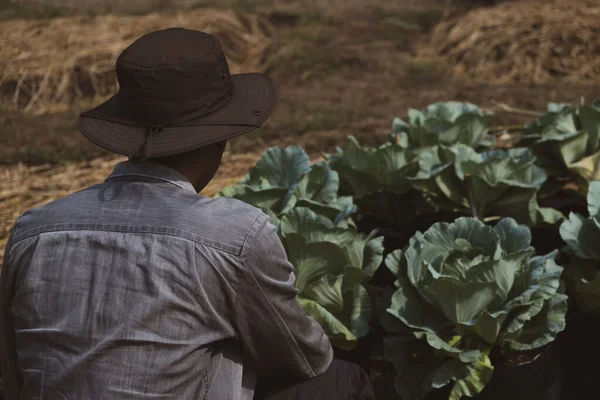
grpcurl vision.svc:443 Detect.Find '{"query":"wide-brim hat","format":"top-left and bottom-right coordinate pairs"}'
top-left (77, 28), bottom-right (277, 162)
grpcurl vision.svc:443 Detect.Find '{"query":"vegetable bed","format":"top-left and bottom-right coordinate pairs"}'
top-left (217, 100), bottom-right (600, 399)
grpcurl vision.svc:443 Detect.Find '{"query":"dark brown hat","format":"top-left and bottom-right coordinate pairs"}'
top-left (77, 27), bottom-right (277, 162)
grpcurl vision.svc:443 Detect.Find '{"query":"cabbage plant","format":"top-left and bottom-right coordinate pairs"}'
top-left (409, 144), bottom-right (563, 226)
top-left (216, 146), bottom-right (355, 227)
top-left (384, 217), bottom-right (568, 400)
top-left (390, 101), bottom-right (494, 150)
top-left (559, 181), bottom-right (600, 315)
top-left (519, 101), bottom-right (600, 192)
top-left (326, 135), bottom-right (418, 199)
top-left (279, 207), bottom-right (384, 350)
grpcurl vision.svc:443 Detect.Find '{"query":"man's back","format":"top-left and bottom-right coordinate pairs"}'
top-left (0, 161), bottom-right (333, 400)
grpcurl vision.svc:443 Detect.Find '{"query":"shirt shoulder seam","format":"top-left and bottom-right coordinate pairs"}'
top-left (239, 212), bottom-right (265, 258)
top-left (11, 226), bottom-right (241, 256)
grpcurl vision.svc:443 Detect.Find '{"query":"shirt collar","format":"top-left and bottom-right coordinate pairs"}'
top-left (105, 160), bottom-right (198, 194)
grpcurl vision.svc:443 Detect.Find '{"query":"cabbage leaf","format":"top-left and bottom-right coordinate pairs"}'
top-left (391, 101), bottom-right (494, 150)
top-left (217, 146), bottom-right (356, 227)
top-left (409, 145), bottom-right (564, 226)
top-left (559, 180), bottom-right (600, 315)
top-left (281, 207), bottom-right (384, 349)
top-left (519, 101), bottom-right (600, 193)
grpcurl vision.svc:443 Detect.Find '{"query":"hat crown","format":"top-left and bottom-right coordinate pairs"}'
top-left (118, 28), bottom-right (220, 67)
top-left (115, 28), bottom-right (233, 125)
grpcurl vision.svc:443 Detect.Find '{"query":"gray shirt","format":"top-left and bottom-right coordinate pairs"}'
top-left (0, 160), bottom-right (333, 400)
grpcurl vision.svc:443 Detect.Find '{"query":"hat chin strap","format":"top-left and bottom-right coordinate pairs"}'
top-left (129, 124), bottom-right (167, 163)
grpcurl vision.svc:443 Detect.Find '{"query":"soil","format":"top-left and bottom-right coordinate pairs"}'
top-left (495, 346), bottom-right (542, 367)
top-left (557, 311), bottom-right (600, 400)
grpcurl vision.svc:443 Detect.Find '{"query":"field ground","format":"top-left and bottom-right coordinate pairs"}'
top-left (1, 0), bottom-right (599, 247)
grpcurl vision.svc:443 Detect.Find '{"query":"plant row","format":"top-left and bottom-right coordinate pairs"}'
top-left (216, 100), bottom-right (600, 400)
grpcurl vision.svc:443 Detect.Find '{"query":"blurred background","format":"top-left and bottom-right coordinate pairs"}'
top-left (1, 0), bottom-right (599, 254)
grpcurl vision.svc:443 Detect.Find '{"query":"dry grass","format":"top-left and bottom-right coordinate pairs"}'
top-left (0, 8), bottom-right (274, 115)
top-left (424, 0), bottom-right (600, 83)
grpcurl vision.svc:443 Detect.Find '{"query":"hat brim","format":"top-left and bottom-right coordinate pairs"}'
top-left (77, 73), bottom-right (277, 158)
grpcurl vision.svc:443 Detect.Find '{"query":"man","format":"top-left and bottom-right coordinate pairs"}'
top-left (0, 28), bottom-right (374, 399)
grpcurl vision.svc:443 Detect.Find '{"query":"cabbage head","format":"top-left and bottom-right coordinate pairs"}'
top-left (216, 146), bottom-right (355, 227)
top-left (559, 180), bottom-right (600, 315)
top-left (409, 145), bottom-right (563, 226)
top-left (279, 207), bottom-right (384, 350)
top-left (519, 101), bottom-right (600, 193)
top-left (384, 217), bottom-right (568, 400)
top-left (390, 101), bottom-right (494, 150)
top-left (325, 135), bottom-right (418, 199)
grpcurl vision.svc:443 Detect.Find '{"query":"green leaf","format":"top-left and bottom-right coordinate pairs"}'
top-left (363, 234), bottom-right (384, 279)
top-left (423, 277), bottom-right (496, 325)
top-left (558, 181), bottom-right (600, 317)
top-left (560, 213), bottom-right (600, 260)
top-left (327, 136), bottom-right (417, 198)
top-left (294, 198), bottom-right (355, 225)
top-left (413, 332), bottom-right (480, 362)
top-left (216, 185), bottom-right (287, 211)
top-left (284, 234), bottom-right (347, 292)
top-left (448, 349), bottom-right (494, 400)
top-left (579, 105), bottom-right (600, 155)
top-left (566, 148), bottom-right (600, 182)
top-left (283, 162), bottom-right (340, 213)
top-left (279, 207), bottom-right (334, 237)
top-left (384, 336), bottom-right (447, 400)
top-left (424, 359), bottom-right (471, 391)
top-left (492, 218), bottom-right (532, 254)
top-left (465, 258), bottom-right (521, 309)
top-left (472, 310), bottom-right (509, 345)
top-left (408, 218), bottom-right (500, 275)
top-left (302, 273), bottom-right (345, 314)
top-left (504, 284), bottom-right (568, 351)
top-left (519, 104), bottom-right (600, 186)
top-left (386, 249), bottom-right (403, 276)
top-left (500, 299), bottom-right (545, 342)
top-left (387, 279), bottom-right (451, 334)
top-left (395, 102), bottom-right (493, 151)
top-left (412, 145), bottom-right (554, 225)
top-left (342, 285), bottom-right (372, 339)
top-left (587, 181), bottom-right (600, 217)
top-left (297, 297), bottom-right (356, 350)
top-left (247, 146), bottom-right (311, 189)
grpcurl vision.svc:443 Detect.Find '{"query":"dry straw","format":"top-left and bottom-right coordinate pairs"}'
top-left (424, 0), bottom-right (600, 84)
top-left (0, 9), bottom-right (275, 115)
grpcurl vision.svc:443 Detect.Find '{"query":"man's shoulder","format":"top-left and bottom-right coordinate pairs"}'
top-left (12, 187), bottom-right (268, 256)
top-left (197, 196), bottom-right (266, 231)
top-left (164, 195), bottom-right (269, 255)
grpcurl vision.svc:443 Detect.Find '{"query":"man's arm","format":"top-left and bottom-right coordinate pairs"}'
top-left (234, 213), bottom-right (333, 381)
top-left (0, 219), bottom-right (23, 399)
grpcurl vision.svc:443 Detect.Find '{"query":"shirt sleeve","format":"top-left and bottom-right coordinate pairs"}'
top-left (234, 213), bottom-right (333, 381)
top-left (0, 219), bottom-right (23, 399)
